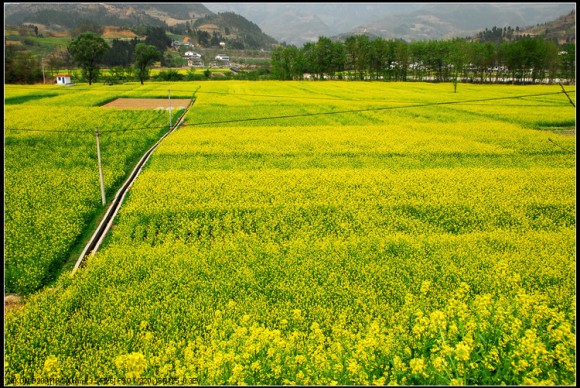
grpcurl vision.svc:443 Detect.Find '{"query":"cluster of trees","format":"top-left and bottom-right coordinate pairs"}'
top-left (5, 26), bottom-right (575, 86)
top-left (70, 18), bottom-right (104, 37)
top-left (10, 8), bottom-right (164, 31)
top-left (5, 45), bottom-right (44, 84)
top-left (102, 38), bottom-right (142, 67)
top-left (476, 26), bottom-right (519, 44)
top-left (271, 35), bottom-right (576, 85)
top-left (101, 26), bottom-right (172, 68)
top-left (22, 24), bottom-right (40, 37)
top-left (66, 32), bottom-right (161, 85)
top-left (6, 24), bottom-right (175, 84)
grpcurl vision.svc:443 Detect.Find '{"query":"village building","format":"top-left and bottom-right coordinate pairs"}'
top-left (172, 40), bottom-right (194, 49)
top-left (183, 51), bottom-right (204, 67)
top-left (55, 74), bottom-right (72, 85)
top-left (215, 54), bottom-right (230, 65)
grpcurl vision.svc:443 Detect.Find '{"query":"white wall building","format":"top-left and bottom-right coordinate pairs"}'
top-left (184, 51), bottom-right (201, 58)
top-left (55, 74), bottom-right (72, 85)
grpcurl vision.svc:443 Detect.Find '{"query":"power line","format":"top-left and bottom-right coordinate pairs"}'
top-left (166, 88), bottom-right (575, 103)
top-left (5, 90), bottom-right (575, 133)
top-left (182, 90), bottom-right (576, 127)
top-left (193, 90), bottom-right (377, 102)
top-left (4, 126), bottom-right (169, 134)
top-left (7, 84), bottom-right (574, 99)
top-left (101, 125), bottom-right (169, 133)
top-left (4, 128), bottom-right (92, 133)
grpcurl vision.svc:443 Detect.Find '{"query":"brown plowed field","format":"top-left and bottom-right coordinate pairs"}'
top-left (101, 98), bottom-right (192, 110)
top-left (102, 26), bottom-right (138, 39)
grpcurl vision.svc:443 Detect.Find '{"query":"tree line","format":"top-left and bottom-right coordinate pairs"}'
top-left (5, 27), bottom-right (172, 84)
top-left (102, 26), bottom-right (172, 67)
top-left (270, 35), bottom-right (576, 85)
top-left (5, 29), bottom-right (575, 86)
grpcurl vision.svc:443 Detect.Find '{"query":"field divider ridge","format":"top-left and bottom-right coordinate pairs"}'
top-left (72, 98), bottom-right (195, 274)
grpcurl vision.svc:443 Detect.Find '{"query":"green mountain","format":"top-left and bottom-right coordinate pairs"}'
top-left (192, 12), bottom-right (278, 50)
top-left (4, 3), bottom-right (278, 50)
top-left (471, 10), bottom-right (576, 45)
top-left (350, 3), bottom-right (576, 42)
top-left (4, 3), bottom-right (213, 29)
top-left (202, 3), bottom-right (576, 46)
top-left (520, 10), bottom-right (576, 44)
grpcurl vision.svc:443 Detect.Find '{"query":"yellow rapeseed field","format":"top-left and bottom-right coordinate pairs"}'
top-left (4, 84), bottom-right (188, 293)
top-left (4, 81), bottom-right (576, 385)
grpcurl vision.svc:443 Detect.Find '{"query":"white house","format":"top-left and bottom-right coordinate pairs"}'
top-left (215, 54), bottom-right (230, 62)
top-left (173, 41), bottom-right (193, 49)
top-left (185, 51), bottom-right (202, 58)
top-left (188, 57), bottom-right (204, 67)
top-left (55, 74), bottom-right (72, 85)
top-left (184, 51), bottom-right (203, 67)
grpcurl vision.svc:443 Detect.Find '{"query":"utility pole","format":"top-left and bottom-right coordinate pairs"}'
top-left (95, 127), bottom-right (106, 205)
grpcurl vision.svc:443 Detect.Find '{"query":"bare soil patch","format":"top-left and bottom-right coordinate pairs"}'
top-left (101, 98), bottom-right (192, 110)
top-left (556, 128), bottom-right (576, 136)
top-left (542, 126), bottom-right (576, 136)
top-left (4, 294), bottom-right (24, 315)
top-left (47, 31), bottom-right (69, 38)
top-left (103, 26), bottom-right (137, 38)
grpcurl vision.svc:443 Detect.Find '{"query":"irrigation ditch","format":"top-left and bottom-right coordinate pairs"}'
top-left (4, 97), bottom-right (195, 314)
top-left (71, 98), bottom-right (195, 274)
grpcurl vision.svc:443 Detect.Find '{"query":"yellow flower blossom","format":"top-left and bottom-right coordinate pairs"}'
top-left (420, 280), bottom-right (431, 295)
top-left (42, 355), bottom-right (61, 379)
top-left (454, 342), bottom-right (471, 362)
top-left (347, 360), bottom-right (361, 375)
top-left (295, 355), bottom-right (307, 365)
top-left (114, 352), bottom-right (147, 379)
top-left (409, 357), bottom-right (427, 377)
top-left (432, 356), bottom-right (448, 372)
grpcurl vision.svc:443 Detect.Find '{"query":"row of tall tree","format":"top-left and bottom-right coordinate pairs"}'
top-left (66, 32), bottom-right (162, 85)
top-left (5, 45), bottom-right (44, 84)
top-left (270, 35), bottom-right (576, 84)
top-left (103, 26), bottom-right (172, 67)
top-left (5, 28), bottom-right (173, 84)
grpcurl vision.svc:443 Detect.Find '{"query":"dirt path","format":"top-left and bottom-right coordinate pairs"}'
top-left (101, 98), bottom-right (192, 110)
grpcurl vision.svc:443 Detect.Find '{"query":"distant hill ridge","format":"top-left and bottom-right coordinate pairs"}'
top-left (4, 2), bottom-right (575, 48)
top-left (4, 2), bottom-right (278, 49)
top-left (4, 3), bottom-right (214, 28)
top-left (521, 10), bottom-right (575, 44)
top-left (204, 3), bottom-right (576, 46)
top-left (192, 12), bottom-right (278, 49)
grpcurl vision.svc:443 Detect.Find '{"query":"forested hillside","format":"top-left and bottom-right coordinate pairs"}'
top-left (4, 3), bottom-right (213, 29)
top-left (4, 3), bottom-right (278, 84)
top-left (3, 3), bottom-right (575, 85)
top-left (189, 12), bottom-right (278, 50)
top-left (475, 11), bottom-right (576, 45)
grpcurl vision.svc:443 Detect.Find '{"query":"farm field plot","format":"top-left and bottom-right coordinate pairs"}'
top-left (4, 81), bottom-right (576, 385)
top-left (4, 83), bottom-right (193, 294)
top-left (101, 98), bottom-right (192, 110)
